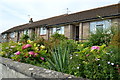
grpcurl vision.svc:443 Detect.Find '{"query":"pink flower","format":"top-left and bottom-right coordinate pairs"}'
top-left (34, 53), bottom-right (38, 57)
top-left (34, 53), bottom-right (38, 56)
top-left (91, 46), bottom-right (100, 50)
top-left (14, 51), bottom-right (21, 55)
top-left (22, 44), bottom-right (32, 49)
top-left (22, 45), bottom-right (26, 49)
top-left (40, 57), bottom-right (44, 61)
top-left (11, 46), bottom-right (15, 48)
top-left (25, 44), bottom-right (32, 48)
top-left (86, 54), bottom-right (90, 56)
top-left (29, 51), bottom-right (35, 55)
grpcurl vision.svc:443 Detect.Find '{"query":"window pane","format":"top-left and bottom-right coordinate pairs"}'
top-left (40, 27), bottom-right (46, 35)
top-left (52, 28), bottom-right (56, 34)
top-left (10, 32), bottom-right (15, 38)
top-left (90, 19), bottom-right (111, 33)
top-left (24, 30), bottom-right (28, 34)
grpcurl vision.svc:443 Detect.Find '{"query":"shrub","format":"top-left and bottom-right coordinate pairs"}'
top-left (88, 27), bottom-right (114, 46)
top-left (0, 40), bottom-right (49, 66)
top-left (72, 44), bottom-right (120, 79)
top-left (46, 40), bottom-right (77, 73)
top-left (50, 32), bottom-right (68, 41)
top-left (20, 34), bottom-right (29, 43)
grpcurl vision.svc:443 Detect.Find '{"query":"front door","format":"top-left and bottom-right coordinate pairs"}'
top-left (75, 26), bottom-right (79, 41)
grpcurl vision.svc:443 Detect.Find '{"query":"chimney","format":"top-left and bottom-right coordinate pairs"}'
top-left (29, 18), bottom-right (33, 23)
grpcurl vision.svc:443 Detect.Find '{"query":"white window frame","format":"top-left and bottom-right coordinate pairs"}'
top-left (40, 27), bottom-right (46, 35)
top-left (24, 29), bottom-right (29, 35)
top-left (52, 26), bottom-right (64, 34)
top-left (90, 20), bottom-right (111, 34)
top-left (10, 32), bottom-right (15, 38)
top-left (2, 34), bottom-right (7, 39)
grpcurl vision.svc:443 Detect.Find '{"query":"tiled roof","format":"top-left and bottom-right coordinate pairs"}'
top-left (2, 3), bottom-right (120, 34)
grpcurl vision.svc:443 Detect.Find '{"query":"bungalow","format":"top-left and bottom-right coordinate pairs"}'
top-left (1, 3), bottom-right (120, 42)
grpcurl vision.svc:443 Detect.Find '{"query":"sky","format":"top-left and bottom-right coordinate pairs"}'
top-left (0, 0), bottom-right (120, 34)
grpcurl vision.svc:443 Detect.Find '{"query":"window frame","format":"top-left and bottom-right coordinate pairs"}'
top-left (40, 27), bottom-right (47, 35)
top-left (52, 26), bottom-right (64, 34)
top-left (90, 19), bottom-right (111, 34)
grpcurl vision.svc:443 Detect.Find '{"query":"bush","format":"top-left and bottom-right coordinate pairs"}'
top-left (46, 41), bottom-right (70, 73)
top-left (20, 34), bottom-right (29, 43)
top-left (71, 44), bottom-right (120, 79)
top-left (88, 27), bottom-right (114, 46)
top-left (50, 32), bottom-right (68, 41)
top-left (0, 40), bottom-right (49, 66)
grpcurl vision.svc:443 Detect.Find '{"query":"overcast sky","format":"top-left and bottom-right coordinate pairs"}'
top-left (0, 0), bottom-right (119, 34)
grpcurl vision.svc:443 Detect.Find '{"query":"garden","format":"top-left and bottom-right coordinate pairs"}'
top-left (0, 26), bottom-right (120, 79)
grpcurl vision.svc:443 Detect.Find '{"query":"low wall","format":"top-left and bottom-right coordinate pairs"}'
top-left (0, 57), bottom-right (88, 80)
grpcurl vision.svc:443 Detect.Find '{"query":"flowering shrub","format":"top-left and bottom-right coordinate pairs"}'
top-left (71, 44), bottom-right (120, 79)
top-left (0, 40), bottom-right (48, 66)
top-left (0, 32), bottom-right (120, 79)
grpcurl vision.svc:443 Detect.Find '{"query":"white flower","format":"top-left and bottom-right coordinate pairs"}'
top-left (95, 58), bottom-right (100, 61)
top-left (76, 54), bottom-right (78, 56)
top-left (106, 53), bottom-right (110, 55)
top-left (5, 47), bottom-right (9, 49)
top-left (107, 61), bottom-right (110, 64)
top-left (111, 63), bottom-right (114, 65)
top-left (70, 57), bottom-right (72, 59)
top-left (77, 67), bottom-right (79, 69)
top-left (10, 46), bottom-right (15, 48)
top-left (98, 64), bottom-right (101, 66)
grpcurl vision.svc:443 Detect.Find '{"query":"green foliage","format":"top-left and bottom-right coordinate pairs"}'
top-left (30, 33), bottom-right (37, 41)
top-left (110, 31), bottom-right (120, 48)
top-left (0, 40), bottom-right (48, 66)
top-left (72, 44), bottom-right (120, 79)
top-left (46, 41), bottom-right (77, 73)
top-left (50, 32), bottom-right (68, 41)
top-left (88, 27), bottom-right (114, 46)
top-left (20, 34), bottom-right (29, 43)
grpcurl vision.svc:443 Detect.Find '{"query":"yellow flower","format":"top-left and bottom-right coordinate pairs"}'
top-left (90, 49), bottom-right (94, 52)
top-left (80, 44), bottom-right (84, 47)
top-left (35, 47), bottom-right (39, 50)
top-left (0, 51), bottom-right (5, 56)
top-left (27, 40), bottom-right (33, 43)
top-left (34, 43), bottom-right (37, 47)
top-left (40, 45), bottom-right (45, 49)
top-left (83, 61), bottom-right (88, 64)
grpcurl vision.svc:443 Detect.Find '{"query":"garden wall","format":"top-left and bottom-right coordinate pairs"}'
top-left (0, 57), bottom-right (88, 80)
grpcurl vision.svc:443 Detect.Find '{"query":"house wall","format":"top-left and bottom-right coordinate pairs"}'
top-left (82, 22), bottom-right (90, 42)
top-left (64, 24), bottom-right (75, 39)
top-left (1, 18), bottom-right (120, 42)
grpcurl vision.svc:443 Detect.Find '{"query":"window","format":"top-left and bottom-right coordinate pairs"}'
top-left (10, 32), bottom-right (15, 38)
top-left (40, 27), bottom-right (46, 35)
top-left (24, 30), bottom-right (29, 34)
top-left (52, 26), bottom-right (64, 34)
top-left (2, 34), bottom-right (7, 39)
top-left (90, 20), bottom-right (111, 33)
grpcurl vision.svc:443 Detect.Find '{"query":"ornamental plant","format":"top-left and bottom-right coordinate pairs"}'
top-left (88, 27), bottom-right (114, 46)
top-left (72, 44), bottom-right (120, 79)
top-left (0, 40), bottom-right (49, 66)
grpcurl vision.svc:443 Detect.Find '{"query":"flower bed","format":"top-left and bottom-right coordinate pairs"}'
top-left (0, 31), bottom-right (120, 79)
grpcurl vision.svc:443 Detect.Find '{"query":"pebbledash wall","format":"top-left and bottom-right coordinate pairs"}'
top-left (0, 57), bottom-right (89, 80)
top-left (1, 3), bottom-right (120, 42)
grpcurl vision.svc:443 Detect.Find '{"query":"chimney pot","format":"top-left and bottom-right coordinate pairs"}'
top-left (29, 18), bottom-right (33, 23)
